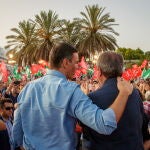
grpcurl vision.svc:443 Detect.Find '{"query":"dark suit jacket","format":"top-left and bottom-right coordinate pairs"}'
top-left (84, 78), bottom-right (144, 150)
top-left (0, 116), bottom-right (11, 150)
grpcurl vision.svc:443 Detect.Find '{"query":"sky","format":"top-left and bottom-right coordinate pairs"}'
top-left (0, 0), bottom-right (150, 52)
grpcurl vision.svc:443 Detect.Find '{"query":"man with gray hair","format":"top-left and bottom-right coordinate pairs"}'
top-left (82, 51), bottom-right (144, 150)
top-left (13, 43), bottom-right (133, 150)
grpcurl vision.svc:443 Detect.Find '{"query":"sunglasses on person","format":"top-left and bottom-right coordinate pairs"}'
top-left (5, 107), bottom-right (14, 111)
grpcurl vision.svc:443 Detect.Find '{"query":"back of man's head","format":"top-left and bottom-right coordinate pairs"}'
top-left (97, 51), bottom-right (123, 78)
top-left (49, 42), bottom-right (77, 69)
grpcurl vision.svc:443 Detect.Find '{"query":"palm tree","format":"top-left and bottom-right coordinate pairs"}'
top-left (5, 20), bottom-right (38, 65)
top-left (57, 19), bottom-right (83, 47)
top-left (32, 10), bottom-right (60, 62)
top-left (78, 4), bottom-right (119, 59)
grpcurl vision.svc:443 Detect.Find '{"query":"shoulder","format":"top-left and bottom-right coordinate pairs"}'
top-left (130, 88), bottom-right (142, 97)
top-left (88, 86), bottom-right (110, 97)
top-left (66, 81), bottom-right (79, 88)
top-left (60, 81), bottom-right (80, 94)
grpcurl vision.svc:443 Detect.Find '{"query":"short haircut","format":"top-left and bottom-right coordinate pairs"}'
top-left (49, 42), bottom-right (77, 68)
top-left (97, 51), bottom-right (123, 78)
top-left (0, 98), bottom-right (13, 109)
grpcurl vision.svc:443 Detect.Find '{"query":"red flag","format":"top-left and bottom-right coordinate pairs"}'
top-left (74, 69), bottom-right (82, 78)
top-left (0, 61), bottom-right (9, 82)
top-left (79, 57), bottom-right (87, 70)
top-left (140, 60), bottom-right (148, 69)
top-left (132, 64), bottom-right (138, 68)
top-left (30, 64), bottom-right (45, 75)
top-left (92, 65), bottom-right (99, 80)
top-left (122, 69), bottom-right (133, 81)
top-left (78, 57), bottom-right (88, 75)
top-left (132, 67), bottom-right (142, 78)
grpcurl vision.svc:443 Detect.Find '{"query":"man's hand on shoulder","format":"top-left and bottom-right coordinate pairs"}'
top-left (117, 77), bottom-right (133, 96)
top-left (80, 81), bottom-right (89, 95)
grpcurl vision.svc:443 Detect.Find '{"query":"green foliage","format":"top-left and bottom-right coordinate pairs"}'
top-left (145, 51), bottom-right (150, 60)
top-left (5, 20), bottom-right (38, 65)
top-left (116, 48), bottom-right (149, 69)
top-left (116, 47), bottom-right (147, 60)
top-left (57, 19), bottom-right (83, 47)
top-left (78, 4), bottom-right (119, 59)
top-left (4, 5), bottom-right (123, 65)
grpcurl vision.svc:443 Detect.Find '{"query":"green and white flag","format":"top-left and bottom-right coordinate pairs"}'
top-left (141, 68), bottom-right (150, 79)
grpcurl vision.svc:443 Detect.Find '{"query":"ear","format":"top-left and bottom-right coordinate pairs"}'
top-left (98, 68), bottom-right (102, 77)
top-left (62, 58), bottom-right (69, 69)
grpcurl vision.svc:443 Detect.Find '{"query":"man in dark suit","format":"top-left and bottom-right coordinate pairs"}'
top-left (83, 51), bottom-right (144, 150)
top-left (0, 120), bottom-right (11, 150)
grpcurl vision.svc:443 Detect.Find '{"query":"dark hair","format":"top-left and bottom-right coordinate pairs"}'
top-left (0, 98), bottom-right (13, 109)
top-left (145, 78), bottom-right (150, 86)
top-left (13, 81), bottom-right (21, 85)
top-left (97, 51), bottom-right (123, 78)
top-left (49, 42), bottom-right (77, 68)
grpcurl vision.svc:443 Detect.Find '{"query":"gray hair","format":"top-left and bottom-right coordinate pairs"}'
top-left (97, 51), bottom-right (123, 78)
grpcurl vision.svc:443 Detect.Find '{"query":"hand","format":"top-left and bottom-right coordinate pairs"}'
top-left (80, 81), bottom-right (89, 95)
top-left (117, 77), bottom-right (133, 96)
top-left (14, 103), bottom-right (19, 109)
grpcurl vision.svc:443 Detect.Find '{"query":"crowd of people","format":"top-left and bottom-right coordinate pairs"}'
top-left (0, 42), bottom-right (150, 150)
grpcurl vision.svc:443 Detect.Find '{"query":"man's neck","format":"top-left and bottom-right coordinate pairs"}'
top-left (99, 75), bottom-right (107, 86)
top-left (50, 67), bottom-right (68, 80)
